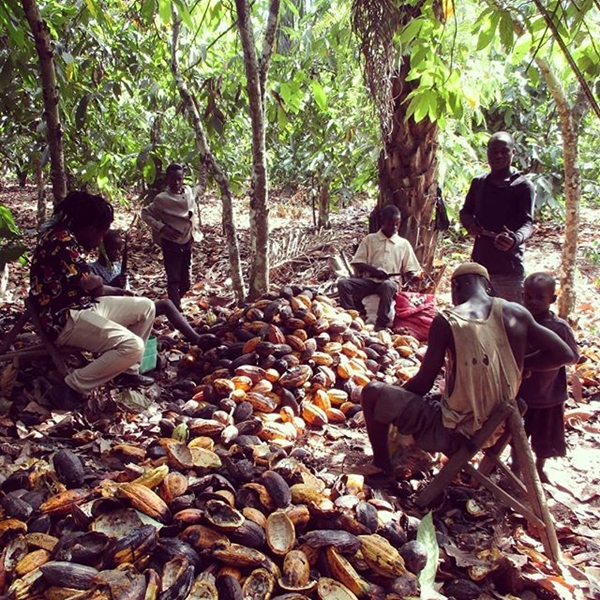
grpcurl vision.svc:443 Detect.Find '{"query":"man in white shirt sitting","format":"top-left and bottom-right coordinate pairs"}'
top-left (338, 205), bottom-right (421, 331)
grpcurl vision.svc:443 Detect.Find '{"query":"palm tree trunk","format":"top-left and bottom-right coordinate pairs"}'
top-left (378, 61), bottom-right (439, 270)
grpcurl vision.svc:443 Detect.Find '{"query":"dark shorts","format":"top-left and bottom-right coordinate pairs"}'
top-left (373, 385), bottom-right (468, 457)
top-left (524, 404), bottom-right (566, 459)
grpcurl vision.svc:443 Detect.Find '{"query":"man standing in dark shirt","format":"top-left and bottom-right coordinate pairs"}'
top-left (459, 132), bottom-right (535, 302)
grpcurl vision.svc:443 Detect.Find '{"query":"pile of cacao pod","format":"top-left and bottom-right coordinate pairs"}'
top-left (0, 441), bottom-right (433, 600)
top-left (0, 289), bottom-right (441, 600)
top-left (172, 287), bottom-right (425, 444)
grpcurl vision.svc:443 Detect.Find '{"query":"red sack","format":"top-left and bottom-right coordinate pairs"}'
top-left (393, 291), bottom-right (436, 341)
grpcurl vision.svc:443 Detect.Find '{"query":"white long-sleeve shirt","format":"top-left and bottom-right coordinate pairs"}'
top-left (141, 186), bottom-right (196, 244)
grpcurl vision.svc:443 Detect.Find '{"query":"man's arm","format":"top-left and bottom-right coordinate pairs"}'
top-left (350, 236), bottom-right (388, 279)
top-left (96, 285), bottom-right (132, 297)
top-left (459, 178), bottom-right (483, 236)
top-left (141, 197), bottom-right (180, 241)
top-left (400, 242), bottom-right (422, 284)
top-left (494, 179), bottom-right (535, 251)
top-left (352, 262), bottom-right (388, 279)
top-left (79, 273), bottom-right (104, 297)
top-left (140, 200), bottom-right (164, 232)
top-left (403, 314), bottom-right (452, 395)
top-left (512, 179), bottom-right (535, 245)
top-left (79, 273), bottom-right (131, 298)
top-left (524, 312), bottom-right (577, 372)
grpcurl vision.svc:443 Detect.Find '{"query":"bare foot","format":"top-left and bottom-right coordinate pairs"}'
top-left (536, 465), bottom-right (550, 484)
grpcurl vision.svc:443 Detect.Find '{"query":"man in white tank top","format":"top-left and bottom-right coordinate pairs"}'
top-left (360, 262), bottom-right (577, 483)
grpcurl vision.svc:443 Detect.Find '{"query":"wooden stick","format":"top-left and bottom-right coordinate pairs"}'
top-left (464, 464), bottom-right (545, 528)
top-left (24, 298), bottom-right (69, 377)
top-left (0, 308), bottom-right (31, 354)
top-left (507, 399), bottom-right (561, 565)
top-left (416, 401), bottom-right (511, 507)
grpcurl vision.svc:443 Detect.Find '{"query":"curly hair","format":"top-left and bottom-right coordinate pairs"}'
top-left (53, 191), bottom-right (114, 231)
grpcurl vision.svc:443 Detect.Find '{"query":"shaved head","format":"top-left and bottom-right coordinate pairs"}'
top-left (524, 272), bottom-right (556, 295)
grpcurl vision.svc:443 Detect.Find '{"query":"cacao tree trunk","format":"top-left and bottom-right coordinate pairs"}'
top-left (378, 61), bottom-right (439, 271)
top-left (539, 66), bottom-right (581, 319)
top-left (170, 10), bottom-right (245, 304)
top-left (506, 10), bottom-right (585, 320)
top-left (318, 177), bottom-right (331, 229)
top-left (235, 0), bottom-right (280, 301)
top-left (21, 0), bottom-right (67, 205)
top-left (34, 151), bottom-right (46, 227)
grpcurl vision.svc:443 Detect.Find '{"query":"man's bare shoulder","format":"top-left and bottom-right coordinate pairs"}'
top-left (499, 298), bottom-right (532, 321)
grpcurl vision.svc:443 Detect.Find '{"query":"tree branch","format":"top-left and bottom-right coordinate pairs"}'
top-left (531, 0), bottom-right (600, 120)
top-left (259, 0), bottom-right (280, 103)
top-left (170, 7), bottom-right (246, 303)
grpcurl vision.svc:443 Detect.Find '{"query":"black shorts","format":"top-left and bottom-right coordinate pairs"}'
top-left (372, 384), bottom-right (468, 457)
top-left (523, 404), bottom-right (566, 459)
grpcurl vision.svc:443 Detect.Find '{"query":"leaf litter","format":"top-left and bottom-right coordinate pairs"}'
top-left (0, 185), bottom-right (599, 599)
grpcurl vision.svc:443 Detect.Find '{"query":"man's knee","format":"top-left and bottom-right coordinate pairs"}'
top-left (338, 278), bottom-right (351, 293)
top-left (116, 333), bottom-right (145, 363)
top-left (141, 297), bottom-right (156, 318)
top-left (361, 380), bottom-right (386, 408)
top-left (379, 280), bottom-right (398, 296)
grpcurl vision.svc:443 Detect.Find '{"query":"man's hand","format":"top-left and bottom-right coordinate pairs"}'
top-left (80, 273), bottom-right (104, 297)
top-left (494, 226), bottom-right (516, 251)
top-left (370, 267), bottom-right (389, 279)
top-left (161, 224), bottom-right (180, 241)
top-left (101, 285), bottom-right (134, 297)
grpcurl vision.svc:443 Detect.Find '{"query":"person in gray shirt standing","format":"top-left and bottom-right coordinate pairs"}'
top-left (141, 163), bottom-right (197, 311)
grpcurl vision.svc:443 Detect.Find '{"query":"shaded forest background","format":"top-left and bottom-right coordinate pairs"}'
top-left (1, 0), bottom-right (600, 313)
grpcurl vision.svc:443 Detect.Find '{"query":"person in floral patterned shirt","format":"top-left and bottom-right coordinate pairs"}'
top-left (29, 191), bottom-right (156, 409)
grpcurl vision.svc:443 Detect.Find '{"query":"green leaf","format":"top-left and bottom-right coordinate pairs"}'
top-left (0, 205), bottom-right (20, 236)
top-left (174, 1), bottom-right (194, 30)
top-left (0, 245), bottom-right (27, 268)
top-left (158, 0), bottom-right (171, 24)
top-left (412, 93), bottom-right (430, 123)
top-left (475, 10), bottom-right (500, 51)
top-left (96, 173), bottom-right (109, 189)
top-left (400, 19), bottom-right (424, 46)
top-left (311, 79), bottom-right (328, 112)
top-left (416, 512), bottom-right (440, 599)
top-left (116, 389), bottom-right (152, 413)
top-left (75, 94), bottom-right (90, 130)
top-left (85, 0), bottom-right (98, 19)
top-left (427, 94), bottom-right (439, 123)
top-left (511, 33), bottom-right (532, 65)
top-left (498, 11), bottom-right (515, 52)
top-left (281, 0), bottom-right (300, 18)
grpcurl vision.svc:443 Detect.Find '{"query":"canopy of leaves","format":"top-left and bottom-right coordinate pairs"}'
top-left (0, 0), bottom-right (599, 215)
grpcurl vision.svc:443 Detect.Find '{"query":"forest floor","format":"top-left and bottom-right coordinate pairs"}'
top-left (0, 184), bottom-right (599, 600)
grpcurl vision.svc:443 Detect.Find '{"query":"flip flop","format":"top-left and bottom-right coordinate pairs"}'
top-left (363, 468), bottom-right (397, 488)
top-left (343, 462), bottom-right (398, 488)
top-left (345, 463), bottom-right (391, 476)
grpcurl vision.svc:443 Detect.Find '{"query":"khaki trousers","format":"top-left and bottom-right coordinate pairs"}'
top-left (56, 296), bottom-right (156, 394)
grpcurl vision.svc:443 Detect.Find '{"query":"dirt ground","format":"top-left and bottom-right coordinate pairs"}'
top-left (1, 184), bottom-right (600, 599)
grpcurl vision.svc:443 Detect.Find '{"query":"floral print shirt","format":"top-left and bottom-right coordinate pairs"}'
top-left (29, 226), bottom-right (95, 340)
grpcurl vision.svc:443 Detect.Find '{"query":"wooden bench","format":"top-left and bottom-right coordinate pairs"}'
top-left (0, 297), bottom-right (81, 377)
top-left (415, 398), bottom-right (561, 565)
